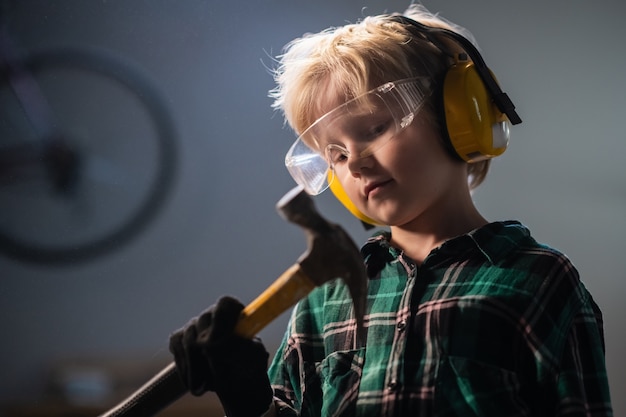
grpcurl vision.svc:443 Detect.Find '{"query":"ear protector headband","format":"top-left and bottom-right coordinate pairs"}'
top-left (328, 14), bottom-right (522, 228)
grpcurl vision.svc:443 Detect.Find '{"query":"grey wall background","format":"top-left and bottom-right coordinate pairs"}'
top-left (1, 0), bottom-right (624, 414)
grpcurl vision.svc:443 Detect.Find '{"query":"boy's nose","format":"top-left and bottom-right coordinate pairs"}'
top-left (347, 151), bottom-right (376, 176)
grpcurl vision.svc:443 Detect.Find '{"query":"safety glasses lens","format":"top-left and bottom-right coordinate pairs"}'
top-left (285, 77), bottom-right (431, 195)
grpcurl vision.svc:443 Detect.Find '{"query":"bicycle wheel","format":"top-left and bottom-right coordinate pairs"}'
top-left (0, 46), bottom-right (177, 265)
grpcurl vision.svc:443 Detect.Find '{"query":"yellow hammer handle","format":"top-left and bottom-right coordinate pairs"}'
top-left (234, 263), bottom-right (315, 339)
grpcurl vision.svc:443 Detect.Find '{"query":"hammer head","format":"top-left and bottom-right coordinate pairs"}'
top-left (277, 185), bottom-right (368, 347)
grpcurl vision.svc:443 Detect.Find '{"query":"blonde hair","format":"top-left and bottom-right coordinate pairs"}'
top-left (270, 4), bottom-right (490, 189)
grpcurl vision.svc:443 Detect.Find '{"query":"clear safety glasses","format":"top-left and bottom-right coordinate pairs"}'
top-left (284, 77), bottom-right (433, 195)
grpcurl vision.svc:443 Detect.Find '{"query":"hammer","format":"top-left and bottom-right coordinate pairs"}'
top-left (99, 185), bottom-right (368, 417)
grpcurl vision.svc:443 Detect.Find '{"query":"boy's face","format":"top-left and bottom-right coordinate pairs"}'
top-left (285, 78), bottom-right (434, 196)
top-left (330, 103), bottom-right (468, 228)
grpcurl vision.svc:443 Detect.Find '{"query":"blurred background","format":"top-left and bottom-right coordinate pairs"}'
top-left (0, 0), bottom-right (624, 416)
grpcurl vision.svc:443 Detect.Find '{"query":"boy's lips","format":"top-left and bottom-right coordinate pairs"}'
top-left (364, 179), bottom-right (393, 198)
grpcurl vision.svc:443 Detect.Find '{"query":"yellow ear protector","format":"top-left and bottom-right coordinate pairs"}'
top-left (329, 173), bottom-right (380, 226)
top-left (329, 15), bottom-right (522, 228)
top-left (390, 15), bottom-right (522, 159)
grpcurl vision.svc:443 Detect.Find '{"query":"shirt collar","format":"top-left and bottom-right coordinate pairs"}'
top-left (462, 220), bottom-right (532, 263)
top-left (362, 221), bottom-right (531, 268)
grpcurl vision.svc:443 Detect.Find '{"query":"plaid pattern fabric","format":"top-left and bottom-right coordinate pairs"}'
top-left (268, 221), bottom-right (612, 417)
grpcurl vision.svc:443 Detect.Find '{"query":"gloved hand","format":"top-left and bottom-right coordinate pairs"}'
top-left (169, 296), bottom-right (273, 417)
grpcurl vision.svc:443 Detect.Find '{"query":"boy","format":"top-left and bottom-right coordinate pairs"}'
top-left (169, 4), bottom-right (612, 416)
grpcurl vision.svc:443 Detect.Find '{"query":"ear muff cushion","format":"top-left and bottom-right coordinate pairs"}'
top-left (443, 61), bottom-right (508, 161)
top-left (328, 172), bottom-right (380, 226)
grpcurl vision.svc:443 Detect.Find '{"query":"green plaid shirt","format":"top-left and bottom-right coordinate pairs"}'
top-left (268, 221), bottom-right (612, 416)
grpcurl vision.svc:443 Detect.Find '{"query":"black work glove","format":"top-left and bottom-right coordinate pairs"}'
top-left (169, 296), bottom-right (273, 417)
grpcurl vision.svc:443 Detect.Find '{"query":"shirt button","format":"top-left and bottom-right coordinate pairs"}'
top-left (397, 321), bottom-right (406, 332)
top-left (388, 380), bottom-right (399, 390)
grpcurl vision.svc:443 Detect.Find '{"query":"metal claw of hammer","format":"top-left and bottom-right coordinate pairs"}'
top-left (98, 185), bottom-right (368, 417)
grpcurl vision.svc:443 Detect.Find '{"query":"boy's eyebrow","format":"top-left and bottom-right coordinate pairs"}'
top-left (324, 109), bottom-right (389, 135)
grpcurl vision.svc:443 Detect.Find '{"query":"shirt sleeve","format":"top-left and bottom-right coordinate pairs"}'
top-left (267, 280), bottom-right (351, 417)
top-left (268, 297), bottom-right (325, 417)
top-left (553, 295), bottom-right (613, 416)
top-left (268, 309), bottom-right (303, 416)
